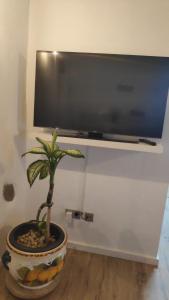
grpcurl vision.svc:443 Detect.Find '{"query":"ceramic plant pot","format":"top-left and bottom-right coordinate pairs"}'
top-left (1, 222), bottom-right (67, 290)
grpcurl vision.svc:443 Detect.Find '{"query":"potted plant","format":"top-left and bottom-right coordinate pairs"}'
top-left (1, 131), bottom-right (84, 290)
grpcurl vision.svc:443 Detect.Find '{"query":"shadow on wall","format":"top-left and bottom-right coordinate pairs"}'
top-left (67, 222), bottom-right (147, 259)
top-left (14, 54), bottom-right (27, 165)
top-left (0, 163), bottom-right (5, 176)
top-left (55, 146), bottom-right (169, 184)
top-left (117, 229), bottom-right (145, 257)
top-left (14, 134), bottom-right (27, 170)
top-left (85, 148), bottom-right (169, 183)
top-left (0, 225), bottom-right (12, 256)
top-left (17, 54), bottom-right (27, 134)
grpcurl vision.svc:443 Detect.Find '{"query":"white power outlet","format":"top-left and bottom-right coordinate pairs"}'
top-left (65, 209), bottom-right (94, 223)
top-left (65, 210), bottom-right (73, 225)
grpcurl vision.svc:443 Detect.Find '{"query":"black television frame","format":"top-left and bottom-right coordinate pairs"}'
top-left (34, 50), bottom-right (169, 141)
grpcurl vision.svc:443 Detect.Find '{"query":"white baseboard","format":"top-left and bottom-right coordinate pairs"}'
top-left (68, 240), bottom-right (158, 267)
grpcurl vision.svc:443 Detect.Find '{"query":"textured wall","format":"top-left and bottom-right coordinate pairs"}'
top-left (26, 0), bottom-right (169, 262)
top-left (0, 0), bottom-right (29, 254)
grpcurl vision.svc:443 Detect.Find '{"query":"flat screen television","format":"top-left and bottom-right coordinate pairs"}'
top-left (34, 51), bottom-right (169, 139)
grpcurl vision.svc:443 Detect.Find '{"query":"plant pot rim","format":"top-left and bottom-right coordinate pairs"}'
top-left (7, 222), bottom-right (67, 257)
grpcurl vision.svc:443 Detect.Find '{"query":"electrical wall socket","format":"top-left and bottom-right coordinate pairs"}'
top-left (82, 212), bottom-right (94, 222)
top-left (65, 209), bottom-right (94, 222)
top-left (72, 210), bottom-right (82, 220)
top-left (65, 209), bottom-right (82, 220)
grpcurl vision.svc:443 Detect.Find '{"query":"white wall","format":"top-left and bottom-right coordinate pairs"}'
top-left (26, 0), bottom-right (169, 263)
top-left (0, 0), bottom-right (29, 253)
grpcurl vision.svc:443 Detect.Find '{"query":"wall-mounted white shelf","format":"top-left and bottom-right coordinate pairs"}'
top-left (28, 131), bottom-right (163, 154)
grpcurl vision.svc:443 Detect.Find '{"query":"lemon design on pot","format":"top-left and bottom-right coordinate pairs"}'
top-left (17, 257), bottom-right (64, 287)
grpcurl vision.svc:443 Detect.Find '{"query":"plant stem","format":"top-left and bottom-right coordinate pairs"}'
top-left (47, 206), bottom-right (51, 241)
top-left (46, 173), bottom-right (54, 242)
top-left (36, 202), bottom-right (48, 222)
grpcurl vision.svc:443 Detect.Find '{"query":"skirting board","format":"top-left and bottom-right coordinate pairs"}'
top-left (68, 241), bottom-right (159, 267)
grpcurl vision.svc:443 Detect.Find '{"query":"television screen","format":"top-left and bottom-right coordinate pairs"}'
top-left (34, 51), bottom-right (169, 138)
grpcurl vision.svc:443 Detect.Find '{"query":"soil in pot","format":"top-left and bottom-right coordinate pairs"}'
top-left (17, 229), bottom-right (56, 248)
top-left (9, 222), bottom-right (65, 253)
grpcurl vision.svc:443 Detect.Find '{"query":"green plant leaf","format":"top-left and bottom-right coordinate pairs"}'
top-left (27, 160), bottom-right (48, 186)
top-left (37, 221), bottom-right (47, 234)
top-left (48, 142), bottom-right (59, 154)
top-left (23, 132), bottom-right (85, 192)
top-left (63, 149), bottom-right (85, 158)
top-left (53, 149), bottom-right (66, 160)
top-left (36, 137), bottom-right (51, 156)
top-left (22, 147), bottom-right (46, 157)
top-left (39, 164), bottom-right (49, 180)
top-left (51, 131), bottom-right (58, 152)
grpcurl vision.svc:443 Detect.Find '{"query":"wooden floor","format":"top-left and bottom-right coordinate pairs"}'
top-left (1, 199), bottom-right (169, 300)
